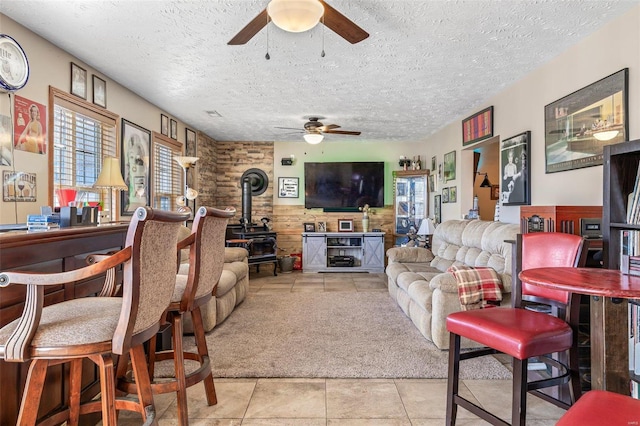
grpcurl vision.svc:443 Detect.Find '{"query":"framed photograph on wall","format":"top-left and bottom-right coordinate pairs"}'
top-left (338, 219), bottom-right (354, 232)
top-left (92, 75), bottom-right (106, 108)
top-left (303, 222), bottom-right (316, 232)
top-left (170, 119), bottom-right (178, 140)
top-left (431, 156), bottom-right (436, 172)
top-left (70, 62), bottom-right (87, 99)
top-left (491, 184), bottom-right (500, 200)
top-left (161, 114), bottom-right (169, 136)
top-left (544, 68), bottom-right (628, 173)
top-left (121, 119), bottom-right (151, 216)
top-left (278, 177), bottom-right (299, 198)
top-left (434, 194), bottom-right (442, 224)
top-left (462, 106), bottom-right (493, 146)
top-left (500, 130), bottom-right (531, 206)
top-left (449, 186), bottom-right (457, 203)
top-left (442, 187), bottom-right (450, 203)
top-left (444, 151), bottom-right (456, 181)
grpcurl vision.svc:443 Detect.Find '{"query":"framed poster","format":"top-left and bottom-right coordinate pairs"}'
top-left (70, 62), bottom-right (87, 99)
top-left (544, 68), bottom-right (628, 173)
top-left (3, 171), bottom-right (36, 202)
top-left (501, 131), bottom-right (531, 206)
top-left (278, 177), bottom-right (299, 198)
top-left (92, 75), bottom-right (106, 108)
top-left (121, 119), bottom-right (151, 215)
top-left (338, 219), bottom-right (354, 232)
top-left (161, 114), bottom-right (169, 136)
top-left (13, 95), bottom-right (47, 155)
top-left (434, 194), bottom-right (442, 224)
top-left (170, 119), bottom-right (177, 139)
top-left (462, 106), bottom-right (493, 146)
top-left (442, 187), bottom-right (450, 203)
top-left (443, 151), bottom-right (456, 181)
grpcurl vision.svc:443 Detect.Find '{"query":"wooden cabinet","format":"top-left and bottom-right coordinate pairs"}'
top-left (301, 232), bottom-right (385, 273)
top-left (0, 224), bottom-right (128, 425)
top-left (600, 139), bottom-right (640, 394)
top-left (392, 170), bottom-right (429, 246)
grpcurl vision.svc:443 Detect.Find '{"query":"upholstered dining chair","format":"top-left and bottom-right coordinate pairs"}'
top-left (119, 206), bottom-right (235, 426)
top-left (445, 232), bottom-right (587, 426)
top-left (0, 207), bottom-right (189, 425)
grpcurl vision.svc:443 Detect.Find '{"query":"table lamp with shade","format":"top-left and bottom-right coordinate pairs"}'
top-left (417, 217), bottom-right (436, 248)
top-left (93, 156), bottom-right (127, 223)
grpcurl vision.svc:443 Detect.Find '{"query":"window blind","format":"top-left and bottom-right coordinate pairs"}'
top-left (152, 136), bottom-right (182, 212)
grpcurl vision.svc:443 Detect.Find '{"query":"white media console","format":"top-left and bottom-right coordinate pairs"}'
top-left (301, 232), bottom-right (385, 273)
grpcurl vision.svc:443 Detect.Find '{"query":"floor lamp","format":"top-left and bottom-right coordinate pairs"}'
top-left (174, 156), bottom-right (199, 215)
top-left (93, 156), bottom-right (127, 223)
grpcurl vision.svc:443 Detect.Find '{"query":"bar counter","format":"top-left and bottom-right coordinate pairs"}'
top-left (0, 223), bottom-right (129, 425)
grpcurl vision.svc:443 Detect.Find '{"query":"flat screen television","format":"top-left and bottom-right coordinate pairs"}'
top-left (304, 162), bottom-right (385, 210)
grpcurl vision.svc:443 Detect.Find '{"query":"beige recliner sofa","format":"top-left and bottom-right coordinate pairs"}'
top-left (385, 220), bottom-right (519, 349)
top-left (178, 226), bottom-right (249, 333)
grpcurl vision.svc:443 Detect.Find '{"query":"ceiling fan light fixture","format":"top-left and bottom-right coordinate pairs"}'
top-left (267, 0), bottom-right (324, 33)
top-left (304, 133), bottom-right (324, 144)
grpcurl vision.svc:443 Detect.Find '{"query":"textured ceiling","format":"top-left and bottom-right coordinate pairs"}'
top-left (1, 0), bottom-right (637, 144)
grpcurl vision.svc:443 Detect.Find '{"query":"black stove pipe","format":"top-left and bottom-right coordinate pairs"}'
top-left (242, 176), bottom-right (252, 225)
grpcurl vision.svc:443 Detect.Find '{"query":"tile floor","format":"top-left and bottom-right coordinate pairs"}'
top-left (118, 269), bottom-right (566, 425)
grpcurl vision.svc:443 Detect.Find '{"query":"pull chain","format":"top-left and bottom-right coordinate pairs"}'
top-left (265, 15), bottom-right (271, 60)
top-left (321, 15), bottom-right (325, 57)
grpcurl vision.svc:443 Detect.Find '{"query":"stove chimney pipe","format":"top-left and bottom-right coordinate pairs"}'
top-left (242, 176), bottom-right (252, 225)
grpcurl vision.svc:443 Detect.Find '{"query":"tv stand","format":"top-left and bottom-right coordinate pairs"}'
top-left (301, 232), bottom-right (385, 273)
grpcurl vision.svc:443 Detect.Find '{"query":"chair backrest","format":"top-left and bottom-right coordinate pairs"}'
top-left (113, 207), bottom-right (189, 354)
top-left (182, 206), bottom-right (236, 309)
top-left (514, 232), bottom-right (587, 306)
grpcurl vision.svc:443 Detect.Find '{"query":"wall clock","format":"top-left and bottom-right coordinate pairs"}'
top-left (0, 34), bottom-right (30, 92)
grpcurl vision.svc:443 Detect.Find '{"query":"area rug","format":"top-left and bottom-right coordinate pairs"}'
top-left (181, 291), bottom-right (511, 380)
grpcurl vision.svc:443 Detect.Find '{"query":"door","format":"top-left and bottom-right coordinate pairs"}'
top-left (303, 234), bottom-right (326, 271)
top-left (362, 235), bottom-right (385, 271)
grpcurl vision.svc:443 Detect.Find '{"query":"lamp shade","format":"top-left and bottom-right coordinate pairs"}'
top-left (593, 130), bottom-right (619, 141)
top-left (304, 133), bottom-right (324, 144)
top-left (477, 172), bottom-right (492, 188)
top-left (267, 0), bottom-right (324, 33)
top-left (417, 218), bottom-right (436, 236)
top-left (174, 156), bottom-right (199, 169)
top-left (93, 157), bottom-right (127, 189)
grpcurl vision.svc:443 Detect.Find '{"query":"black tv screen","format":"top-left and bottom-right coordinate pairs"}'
top-left (304, 162), bottom-right (385, 210)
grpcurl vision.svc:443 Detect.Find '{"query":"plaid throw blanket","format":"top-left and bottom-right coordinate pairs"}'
top-left (447, 265), bottom-right (503, 311)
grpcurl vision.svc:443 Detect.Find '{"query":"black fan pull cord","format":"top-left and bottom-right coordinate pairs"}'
top-left (321, 15), bottom-right (326, 58)
top-left (265, 14), bottom-right (271, 60)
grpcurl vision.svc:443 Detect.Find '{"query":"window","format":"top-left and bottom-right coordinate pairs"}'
top-left (50, 87), bottom-right (119, 216)
top-left (152, 132), bottom-right (183, 212)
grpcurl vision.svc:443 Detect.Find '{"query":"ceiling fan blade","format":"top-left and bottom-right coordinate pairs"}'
top-left (228, 9), bottom-right (269, 45)
top-left (275, 126), bottom-right (303, 131)
top-left (323, 130), bottom-right (361, 135)
top-left (319, 124), bottom-right (340, 132)
top-left (319, 0), bottom-right (369, 44)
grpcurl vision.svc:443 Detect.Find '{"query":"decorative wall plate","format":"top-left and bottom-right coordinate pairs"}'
top-left (0, 34), bottom-right (29, 92)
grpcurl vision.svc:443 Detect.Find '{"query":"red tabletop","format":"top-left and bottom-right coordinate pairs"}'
top-left (519, 267), bottom-right (640, 299)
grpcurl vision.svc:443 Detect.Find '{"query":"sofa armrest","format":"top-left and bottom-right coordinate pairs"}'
top-left (225, 247), bottom-right (249, 263)
top-left (429, 272), bottom-right (459, 293)
top-left (386, 247), bottom-right (434, 264)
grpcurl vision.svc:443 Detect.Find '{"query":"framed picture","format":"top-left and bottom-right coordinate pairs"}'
top-left (278, 177), bottom-right (299, 198)
top-left (3, 171), bottom-right (36, 202)
top-left (186, 128), bottom-right (197, 156)
top-left (304, 222), bottom-right (316, 232)
top-left (170, 119), bottom-right (178, 140)
top-left (121, 119), bottom-right (151, 216)
top-left (501, 130), bottom-right (531, 206)
top-left (442, 187), bottom-right (450, 203)
top-left (431, 156), bottom-right (436, 172)
top-left (449, 186), bottom-right (457, 203)
top-left (434, 194), bottom-right (442, 224)
top-left (462, 106), bottom-right (493, 146)
top-left (338, 219), bottom-right (354, 232)
top-left (70, 62), bottom-right (87, 99)
top-left (317, 221), bottom-right (327, 232)
top-left (437, 162), bottom-right (444, 182)
top-left (444, 151), bottom-right (456, 182)
top-left (161, 114), bottom-right (169, 136)
top-left (13, 95), bottom-right (47, 155)
top-left (491, 184), bottom-right (500, 200)
top-left (544, 68), bottom-right (628, 173)
top-left (92, 75), bottom-right (106, 108)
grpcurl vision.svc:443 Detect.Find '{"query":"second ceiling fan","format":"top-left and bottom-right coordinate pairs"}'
top-left (228, 0), bottom-right (369, 45)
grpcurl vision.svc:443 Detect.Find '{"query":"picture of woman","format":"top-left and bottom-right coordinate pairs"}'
top-left (13, 96), bottom-right (47, 155)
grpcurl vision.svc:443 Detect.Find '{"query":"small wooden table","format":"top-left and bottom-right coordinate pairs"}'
top-left (519, 267), bottom-right (640, 394)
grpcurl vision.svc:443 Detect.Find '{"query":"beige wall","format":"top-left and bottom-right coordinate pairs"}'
top-left (424, 5), bottom-right (640, 224)
top-left (0, 14), bottom-right (188, 224)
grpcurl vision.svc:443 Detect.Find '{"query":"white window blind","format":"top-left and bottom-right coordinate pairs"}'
top-left (152, 134), bottom-right (182, 211)
top-left (50, 87), bottom-right (119, 215)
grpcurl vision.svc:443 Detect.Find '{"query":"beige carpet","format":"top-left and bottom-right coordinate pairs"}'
top-left (180, 291), bottom-right (510, 380)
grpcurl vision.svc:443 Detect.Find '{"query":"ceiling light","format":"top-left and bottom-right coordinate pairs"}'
top-left (304, 133), bottom-right (324, 144)
top-left (593, 130), bottom-right (619, 141)
top-left (267, 0), bottom-right (324, 33)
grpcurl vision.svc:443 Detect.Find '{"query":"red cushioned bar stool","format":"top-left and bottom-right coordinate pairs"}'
top-left (445, 232), bottom-right (588, 425)
top-left (556, 390), bottom-right (640, 425)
